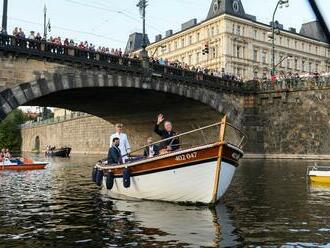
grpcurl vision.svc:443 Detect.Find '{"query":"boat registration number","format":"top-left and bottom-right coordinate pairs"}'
top-left (175, 152), bottom-right (197, 161)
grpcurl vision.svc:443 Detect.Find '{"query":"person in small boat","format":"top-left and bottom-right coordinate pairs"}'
top-left (110, 123), bottom-right (131, 163)
top-left (144, 137), bottom-right (159, 158)
top-left (107, 137), bottom-right (123, 165)
top-left (154, 114), bottom-right (180, 152)
top-left (4, 149), bottom-right (11, 159)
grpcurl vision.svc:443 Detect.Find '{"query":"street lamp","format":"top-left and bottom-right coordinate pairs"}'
top-left (137, 0), bottom-right (148, 59)
top-left (43, 5), bottom-right (51, 40)
top-left (271, 0), bottom-right (289, 77)
top-left (1, 0), bottom-right (8, 33)
top-left (274, 54), bottom-right (293, 69)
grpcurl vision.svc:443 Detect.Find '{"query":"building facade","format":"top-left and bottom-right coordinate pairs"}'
top-left (130, 0), bottom-right (330, 80)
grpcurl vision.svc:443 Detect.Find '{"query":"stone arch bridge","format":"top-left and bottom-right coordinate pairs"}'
top-left (0, 34), bottom-right (253, 127)
top-left (1, 34), bottom-right (330, 156)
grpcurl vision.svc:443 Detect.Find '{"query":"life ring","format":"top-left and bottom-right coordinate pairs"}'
top-left (106, 171), bottom-right (114, 190)
top-left (95, 169), bottom-right (104, 187)
top-left (123, 168), bottom-right (130, 188)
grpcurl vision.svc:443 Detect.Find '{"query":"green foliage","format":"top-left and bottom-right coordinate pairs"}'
top-left (0, 109), bottom-right (27, 151)
top-left (42, 107), bottom-right (54, 120)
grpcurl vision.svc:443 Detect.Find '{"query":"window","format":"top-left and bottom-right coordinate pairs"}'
top-left (316, 63), bottom-right (319, 72)
top-left (302, 43), bottom-right (305, 51)
top-left (309, 62), bottom-right (312, 72)
top-left (181, 38), bottom-right (185, 48)
top-left (263, 32), bottom-right (266, 41)
top-left (262, 51), bottom-right (267, 64)
top-left (315, 46), bottom-right (319, 55)
top-left (188, 54), bottom-right (192, 64)
top-left (236, 46), bottom-right (241, 58)
top-left (287, 38), bottom-right (290, 47)
top-left (294, 58), bottom-right (298, 70)
top-left (196, 33), bottom-right (200, 42)
top-left (279, 37), bottom-right (282, 46)
top-left (189, 36), bottom-right (192, 45)
top-left (196, 52), bottom-right (200, 63)
top-left (280, 55), bottom-right (284, 67)
top-left (253, 49), bottom-right (258, 62)
top-left (294, 41), bottom-right (298, 49)
top-left (287, 59), bottom-right (291, 69)
top-left (174, 41), bottom-right (178, 49)
top-left (254, 29), bottom-right (258, 39)
top-left (236, 25), bottom-right (241, 36)
top-left (302, 60), bottom-right (305, 72)
top-left (211, 27), bottom-right (215, 36)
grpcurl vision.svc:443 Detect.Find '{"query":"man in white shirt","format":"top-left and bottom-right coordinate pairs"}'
top-left (110, 123), bottom-right (131, 163)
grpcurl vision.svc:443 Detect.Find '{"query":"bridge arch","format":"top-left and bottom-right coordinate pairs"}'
top-left (0, 69), bottom-right (245, 126)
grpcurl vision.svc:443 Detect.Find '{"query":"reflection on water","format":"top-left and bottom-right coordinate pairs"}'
top-left (0, 155), bottom-right (330, 247)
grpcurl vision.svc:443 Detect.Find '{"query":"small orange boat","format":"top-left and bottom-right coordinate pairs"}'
top-left (0, 158), bottom-right (48, 171)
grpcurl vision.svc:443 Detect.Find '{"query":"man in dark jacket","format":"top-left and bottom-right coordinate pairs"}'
top-left (108, 137), bottom-right (122, 165)
top-left (154, 114), bottom-right (180, 151)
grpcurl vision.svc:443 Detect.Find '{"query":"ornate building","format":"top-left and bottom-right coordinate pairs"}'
top-left (129, 0), bottom-right (330, 80)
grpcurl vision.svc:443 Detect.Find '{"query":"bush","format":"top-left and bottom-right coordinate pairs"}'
top-left (0, 109), bottom-right (27, 152)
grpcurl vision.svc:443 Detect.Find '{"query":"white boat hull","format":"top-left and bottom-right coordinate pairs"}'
top-left (102, 159), bottom-right (236, 204)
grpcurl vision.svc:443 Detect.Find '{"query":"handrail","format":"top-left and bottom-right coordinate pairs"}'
top-left (122, 121), bottom-right (224, 157)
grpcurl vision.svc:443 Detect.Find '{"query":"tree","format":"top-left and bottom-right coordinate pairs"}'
top-left (0, 109), bottom-right (27, 152)
top-left (41, 107), bottom-right (54, 120)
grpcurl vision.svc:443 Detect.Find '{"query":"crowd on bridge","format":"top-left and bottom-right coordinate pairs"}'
top-left (256, 71), bottom-right (330, 90)
top-left (149, 57), bottom-right (243, 82)
top-left (5, 27), bottom-right (124, 56)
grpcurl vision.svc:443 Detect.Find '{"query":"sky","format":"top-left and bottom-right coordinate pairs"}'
top-left (0, 0), bottom-right (329, 50)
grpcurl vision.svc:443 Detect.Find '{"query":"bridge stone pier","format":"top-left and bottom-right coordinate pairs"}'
top-left (1, 34), bottom-right (330, 157)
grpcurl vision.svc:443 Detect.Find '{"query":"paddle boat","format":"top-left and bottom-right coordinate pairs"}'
top-left (93, 116), bottom-right (246, 205)
top-left (307, 165), bottom-right (330, 184)
top-left (0, 157), bottom-right (48, 171)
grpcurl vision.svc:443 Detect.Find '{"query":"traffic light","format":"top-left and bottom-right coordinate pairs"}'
top-left (202, 44), bottom-right (209, 55)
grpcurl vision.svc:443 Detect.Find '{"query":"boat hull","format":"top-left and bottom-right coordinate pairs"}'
top-left (0, 163), bottom-right (48, 171)
top-left (102, 159), bottom-right (236, 204)
top-left (100, 143), bottom-right (241, 204)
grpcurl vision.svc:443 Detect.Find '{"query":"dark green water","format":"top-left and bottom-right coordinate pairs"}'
top-left (0, 155), bottom-right (329, 247)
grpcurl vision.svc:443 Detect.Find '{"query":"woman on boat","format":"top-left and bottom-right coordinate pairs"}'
top-left (154, 114), bottom-right (180, 152)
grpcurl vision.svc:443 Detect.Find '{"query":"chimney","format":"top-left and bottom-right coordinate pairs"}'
top-left (155, 34), bottom-right (162, 42)
top-left (166, 29), bottom-right (173, 37)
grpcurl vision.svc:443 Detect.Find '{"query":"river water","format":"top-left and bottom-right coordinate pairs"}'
top-left (0, 155), bottom-right (329, 247)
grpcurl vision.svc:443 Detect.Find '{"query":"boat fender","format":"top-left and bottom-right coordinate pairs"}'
top-left (123, 168), bottom-right (131, 188)
top-left (92, 167), bottom-right (97, 182)
top-left (106, 171), bottom-right (114, 190)
top-left (96, 169), bottom-right (104, 187)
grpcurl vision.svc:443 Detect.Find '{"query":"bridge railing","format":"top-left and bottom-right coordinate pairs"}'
top-left (21, 112), bottom-right (91, 129)
top-left (0, 34), bottom-right (142, 70)
top-left (256, 77), bottom-right (330, 92)
top-left (151, 63), bottom-right (255, 93)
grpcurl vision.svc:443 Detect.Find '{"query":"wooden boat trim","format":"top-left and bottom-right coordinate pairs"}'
top-left (97, 142), bottom-right (242, 177)
top-left (212, 116), bottom-right (227, 204)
